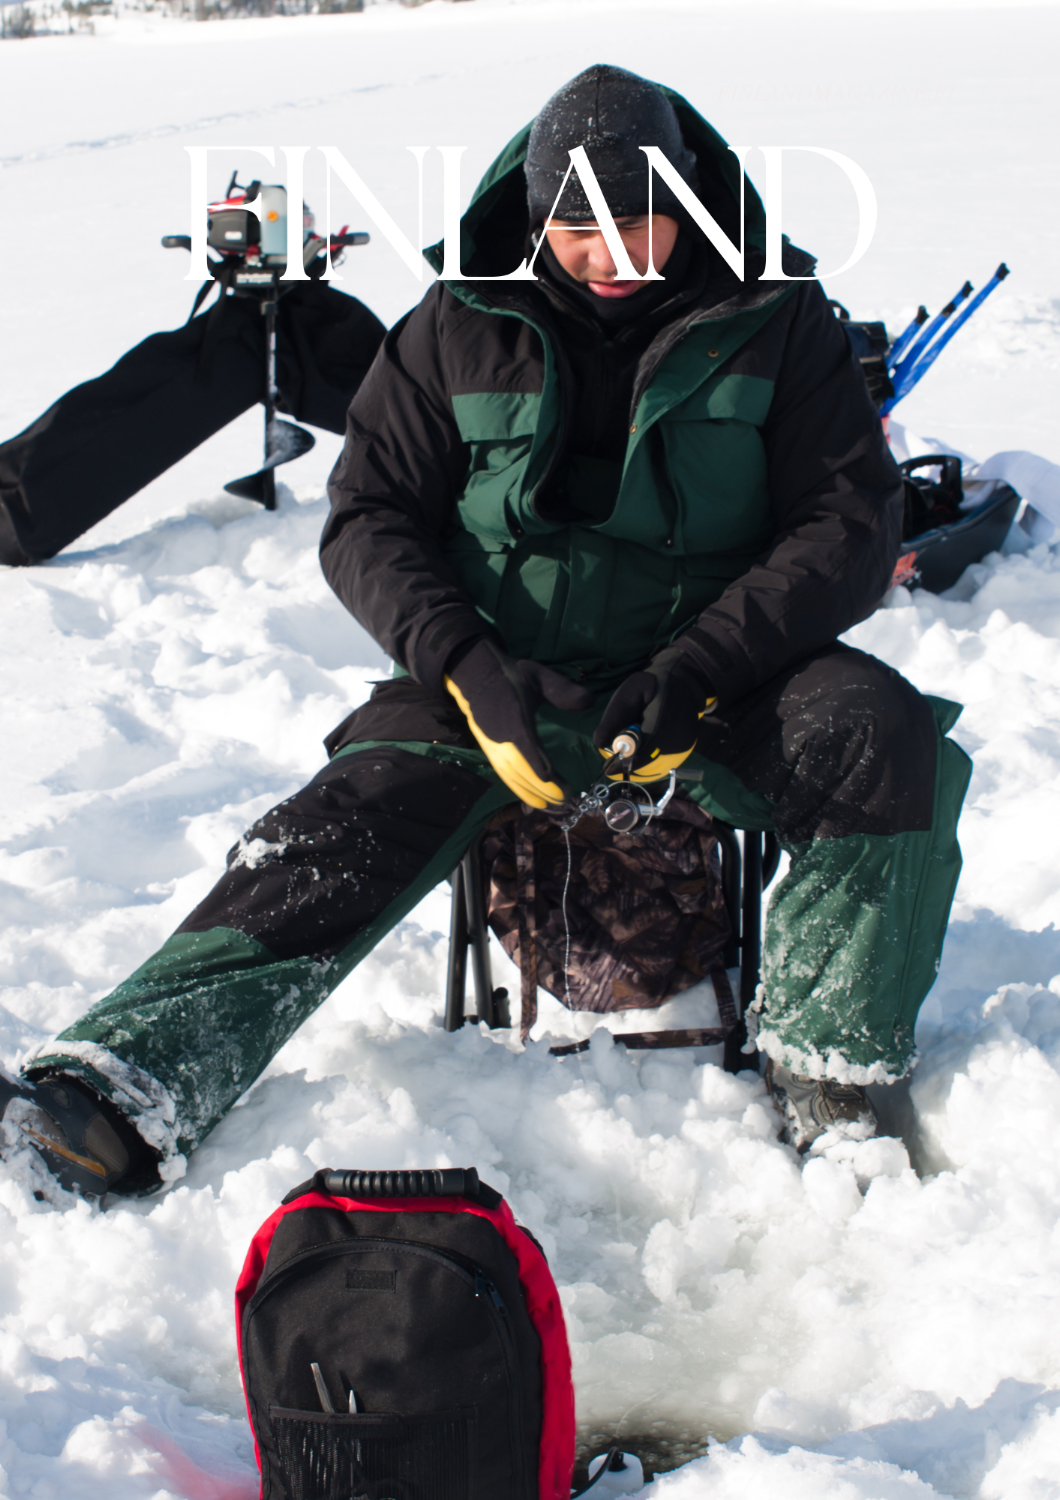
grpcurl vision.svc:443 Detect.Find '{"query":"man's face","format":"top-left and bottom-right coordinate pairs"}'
top-left (545, 214), bottom-right (680, 299)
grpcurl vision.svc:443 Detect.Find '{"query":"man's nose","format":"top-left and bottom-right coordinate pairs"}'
top-left (575, 231), bottom-right (608, 276)
top-left (587, 246), bottom-right (620, 282)
top-left (586, 231), bottom-right (619, 279)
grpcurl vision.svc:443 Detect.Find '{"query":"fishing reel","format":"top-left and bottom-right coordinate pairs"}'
top-left (560, 728), bottom-right (697, 836)
top-left (599, 728), bottom-right (678, 833)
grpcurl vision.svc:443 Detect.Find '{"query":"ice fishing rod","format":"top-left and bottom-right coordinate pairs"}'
top-left (881, 265), bottom-right (1010, 416)
top-left (885, 304), bottom-right (928, 369)
top-left (884, 264), bottom-right (1010, 413)
top-left (887, 280), bottom-right (972, 392)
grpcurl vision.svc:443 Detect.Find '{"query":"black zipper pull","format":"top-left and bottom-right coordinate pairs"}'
top-left (475, 1271), bottom-right (507, 1313)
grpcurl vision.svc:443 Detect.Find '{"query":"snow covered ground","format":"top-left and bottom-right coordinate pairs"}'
top-left (2, 1), bottom-right (1060, 1495)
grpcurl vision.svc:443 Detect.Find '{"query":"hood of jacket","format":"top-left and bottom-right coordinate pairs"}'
top-left (422, 83), bottom-right (791, 287)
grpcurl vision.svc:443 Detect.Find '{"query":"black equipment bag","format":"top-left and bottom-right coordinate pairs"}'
top-left (893, 454), bottom-right (1021, 593)
top-left (235, 1167), bottom-right (576, 1500)
top-left (830, 299), bottom-right (1024, 595)
top-left (0, 281), bottom-right (384, 565)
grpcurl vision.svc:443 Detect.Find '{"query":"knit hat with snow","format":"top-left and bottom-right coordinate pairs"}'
top-left (525, 64), bottom-right (699, 226)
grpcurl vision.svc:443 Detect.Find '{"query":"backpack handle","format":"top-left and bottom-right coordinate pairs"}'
top-left (317, 1167), bottom-right (481, 1199)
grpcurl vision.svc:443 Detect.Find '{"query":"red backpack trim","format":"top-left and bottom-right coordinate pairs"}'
top-left (235, 1190), bottom-right (575, 1500)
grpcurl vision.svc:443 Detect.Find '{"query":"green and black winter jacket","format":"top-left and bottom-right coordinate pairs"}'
top-left (321, 90), bottom-right (904, 705)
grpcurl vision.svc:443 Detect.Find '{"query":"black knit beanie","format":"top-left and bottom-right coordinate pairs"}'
top-left (525, 64), bottom-right (698, 226)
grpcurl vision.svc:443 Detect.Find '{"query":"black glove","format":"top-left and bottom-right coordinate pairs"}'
top-left (445, 639), bottom-right (593, 808)
top-left (593, 642), bottom-right (717, 783)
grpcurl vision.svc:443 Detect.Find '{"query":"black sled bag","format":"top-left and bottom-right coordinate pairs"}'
top-left (236, 1167), bottom-right (576, 1500)
top-left (893, 454), bottom-right (1021, 593)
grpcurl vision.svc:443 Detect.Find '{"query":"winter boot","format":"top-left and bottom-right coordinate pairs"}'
top-left (765, 1059), bottom-right (878, 1153)
top-left (0, 1068), bottom-right (139, 1197)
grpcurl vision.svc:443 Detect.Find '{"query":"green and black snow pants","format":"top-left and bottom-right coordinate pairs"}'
top-left (27, 644), bottom-right (971, 1172)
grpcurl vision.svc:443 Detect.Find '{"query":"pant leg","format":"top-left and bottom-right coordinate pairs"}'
top-left (27, 733), bottom-right (513, 1171)
top-left (690, 644), bottom-right (971, 1081)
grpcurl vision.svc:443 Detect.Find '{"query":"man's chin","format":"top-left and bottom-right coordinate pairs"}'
top-left (587, 280), bottom-right (644, 300)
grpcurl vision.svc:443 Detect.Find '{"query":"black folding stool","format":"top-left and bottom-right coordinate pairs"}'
top-left (444, 822), bottom-right (780, 1074)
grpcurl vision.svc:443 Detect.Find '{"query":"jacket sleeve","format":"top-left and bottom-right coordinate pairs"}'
top-left (320, 287), bottom-right (488, 694)
top-left (676, 281), bottom-right (904, 705)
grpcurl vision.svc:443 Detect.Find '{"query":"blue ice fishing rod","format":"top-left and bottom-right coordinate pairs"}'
top-left (885, 304), bottom-right (929, 368)
top-left (883, 268), bottom-right (1005, 412)
top-left (889, 264), bottom-right (1010, 409)
top-left (888, 280), bottom-right (973, 390)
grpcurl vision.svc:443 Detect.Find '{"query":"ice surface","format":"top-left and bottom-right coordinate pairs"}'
top-left (3, 1), bottom-right (1060, 1495)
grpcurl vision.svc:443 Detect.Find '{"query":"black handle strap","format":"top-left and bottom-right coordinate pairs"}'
top-left (320, 1167), bottom-right (480, 1199)
top-left (281, 1166), bottom-right (502, 1207)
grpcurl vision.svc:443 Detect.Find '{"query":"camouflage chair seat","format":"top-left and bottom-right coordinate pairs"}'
top-left (444, 796), bottom-right (778, 1071)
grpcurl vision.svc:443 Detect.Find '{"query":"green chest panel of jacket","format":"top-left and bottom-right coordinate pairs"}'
top-left (444, 297), bottom-right (786, 690)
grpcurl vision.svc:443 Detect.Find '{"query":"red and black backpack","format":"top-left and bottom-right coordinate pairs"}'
top-left (235, 1167), bottom-right (576, 1500)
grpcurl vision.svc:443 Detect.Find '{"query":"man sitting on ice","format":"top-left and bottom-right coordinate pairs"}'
top-left (0, 65), bottom-right (970, 1197)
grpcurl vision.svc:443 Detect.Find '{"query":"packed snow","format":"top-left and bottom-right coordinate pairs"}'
top-left (2, 2), bottom-right (1060, 1496)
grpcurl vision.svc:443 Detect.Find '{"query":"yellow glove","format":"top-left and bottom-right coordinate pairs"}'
top-left (445, 640), bottom-right (593, 809)
top-left (593, 644), bottom-right (717, 783)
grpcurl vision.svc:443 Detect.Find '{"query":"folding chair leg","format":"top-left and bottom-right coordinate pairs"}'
top-left (444, 836), bottom-right (510, 1032)
top-left (722, 828), bottom-right (768, 1076)
top-left (444, 862), bottom-right (470, 1032)
top-left (740, 832), bottom-right (763, 1015)
top-left (715, 823), bottom-right (742, 971)
top-left (463, 839), bottom-right (511, 1029)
